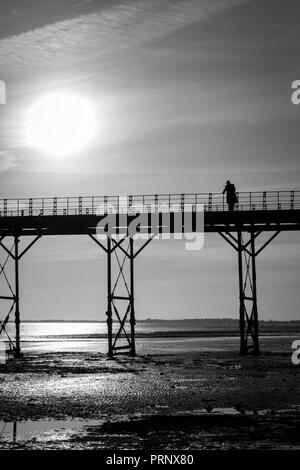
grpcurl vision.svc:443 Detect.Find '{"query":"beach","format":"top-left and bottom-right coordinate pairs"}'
top-left (0, 326), bottom-right (299, 450)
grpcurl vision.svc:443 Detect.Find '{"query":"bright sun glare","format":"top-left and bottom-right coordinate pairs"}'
top-left (25, 92), bottom-right (96, 156)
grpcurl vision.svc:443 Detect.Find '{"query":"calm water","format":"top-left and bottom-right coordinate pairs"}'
top-left (9, 321), bottom-right (220, 339)
top-left (1, 321), bottom-right (241, 354)
top-left (1, 321), bottom-right (294, 355)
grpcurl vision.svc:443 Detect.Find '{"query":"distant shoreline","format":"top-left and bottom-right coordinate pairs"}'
top-left (7, 319), bottom-right (300, 324)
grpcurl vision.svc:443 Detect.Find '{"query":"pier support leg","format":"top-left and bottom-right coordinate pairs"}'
top-left (106, 238), bottom-right (113, 357)
top-left (237, 232), bottom-right (246, 355)
top-left (129, 238), bottom-right (136, 357)
top-left (90, 234), bottom-right (154, 357)
top-left (251, 232), bottom-right (259, 355)
top-left (105, 238), bottom-right (136, 356)
top-left (14, 237), bottom-right (21, 358)
top-left (219, 229), bottom-right (280, 355)
top-left (0, 234), bottom-right (41, 358)
top-left (237, 231), bottom-right (259, 355)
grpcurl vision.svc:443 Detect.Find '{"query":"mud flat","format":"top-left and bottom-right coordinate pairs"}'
top-left (0, 335), bottom-right (299, 449)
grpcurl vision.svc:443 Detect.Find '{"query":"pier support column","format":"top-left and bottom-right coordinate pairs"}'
top-left (90, 233), bottom-right (154, 357)
top-left (237, 231), bottom-right (259, 355)
top-left (14, 237), bottom-right (21, 358)
top-left (219, 229), bottom-right (281, 355)
top-left (105, 237), bottom-right (136, 357)
top-left (129, 238), bottom-right (136, 357)
top-left (106, 237), bottom-right (113, 357)
top-left (0, 234), bottom-right (41, 358)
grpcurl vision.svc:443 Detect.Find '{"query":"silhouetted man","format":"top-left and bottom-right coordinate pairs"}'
top-left (222, 180), bottom-right (237, 211)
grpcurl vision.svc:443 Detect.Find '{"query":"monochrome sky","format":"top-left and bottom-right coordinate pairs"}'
top-left (0, 0), bottom-right (299, 320)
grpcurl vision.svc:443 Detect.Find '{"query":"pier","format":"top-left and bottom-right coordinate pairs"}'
top-left (0, 190), bottom-right (299, 358)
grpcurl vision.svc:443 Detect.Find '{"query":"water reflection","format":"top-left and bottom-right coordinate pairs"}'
top-left (13, 422), bottom-right (17, 442)
top-left (0, 421), bottom-right (17, 443)
top-left (0, 408), bottom-right (281, 444)
top-left (0, 418), bottom-right (101, 444)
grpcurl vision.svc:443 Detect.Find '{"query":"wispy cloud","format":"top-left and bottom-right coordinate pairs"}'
top-left (0, 0), bottom-right (250, 75)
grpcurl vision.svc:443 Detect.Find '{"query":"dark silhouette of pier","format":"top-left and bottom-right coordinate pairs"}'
top-left (0, 190), bottom-right (299, 358)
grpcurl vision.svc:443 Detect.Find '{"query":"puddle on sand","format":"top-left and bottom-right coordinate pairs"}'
top-left (0, 407), bottom-right (299, 444)
top-left (0, 418), bottom-right (101, 443)
top-left (0, 414), bottom-right (146, 443)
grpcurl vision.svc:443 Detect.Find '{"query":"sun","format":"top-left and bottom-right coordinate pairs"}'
top-left (25, 92), bottom-right (96, 156)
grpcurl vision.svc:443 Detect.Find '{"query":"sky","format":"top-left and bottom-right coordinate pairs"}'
top-left (0, 0), bottom-right (299, 320)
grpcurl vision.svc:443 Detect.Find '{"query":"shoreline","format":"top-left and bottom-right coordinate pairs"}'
top-left (0, 335), bottom-right (299, 449)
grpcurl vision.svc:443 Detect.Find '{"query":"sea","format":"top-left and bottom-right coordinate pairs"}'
top-left (2, 321), bottom-right (243, 354)
top-left (2, 320), bottom-right (297, 355)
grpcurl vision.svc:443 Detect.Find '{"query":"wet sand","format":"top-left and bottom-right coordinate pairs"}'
top-left (0, 335), bottom-right (299, 449)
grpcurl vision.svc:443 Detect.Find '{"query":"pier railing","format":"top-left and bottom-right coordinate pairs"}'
top-left (0, 191), bottom-right (299, 217)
